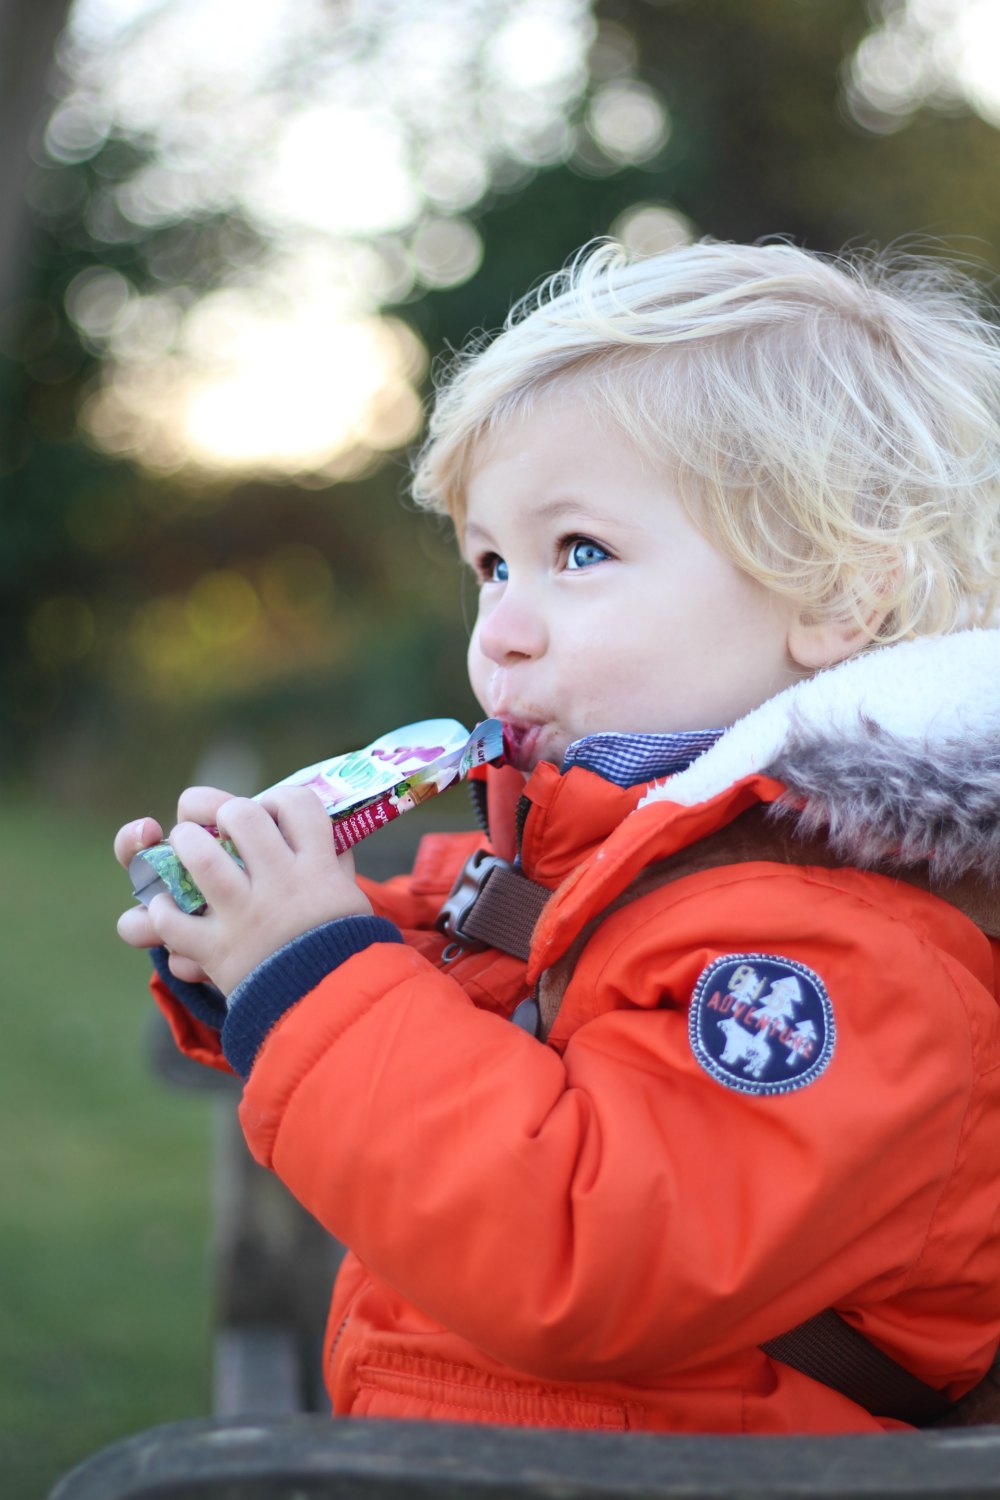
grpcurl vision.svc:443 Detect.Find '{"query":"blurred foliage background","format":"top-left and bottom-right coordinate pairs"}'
top-left (4, 0), bottom-right (1000, 1493)
top-left (6, 0), bottom-right (1000, 811)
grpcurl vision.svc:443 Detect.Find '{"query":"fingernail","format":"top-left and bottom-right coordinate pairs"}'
top-left (134, 818), bottom-right (149, 846)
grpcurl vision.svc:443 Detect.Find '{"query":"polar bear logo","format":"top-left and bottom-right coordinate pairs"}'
top-left (693, 953), bottom-right (833, 1094)
top-left (718, 1016), bottom-right (772, 1079)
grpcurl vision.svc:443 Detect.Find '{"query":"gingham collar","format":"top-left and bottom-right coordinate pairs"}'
top-left (562, 728), bottom-right (724, 788)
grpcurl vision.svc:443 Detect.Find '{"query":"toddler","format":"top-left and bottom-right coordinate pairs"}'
top-left (116, 239), bottom-right (1000, 1433)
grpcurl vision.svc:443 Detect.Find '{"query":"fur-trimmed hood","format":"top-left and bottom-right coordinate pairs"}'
top-left (640, 629), bottom-right (1000, 882)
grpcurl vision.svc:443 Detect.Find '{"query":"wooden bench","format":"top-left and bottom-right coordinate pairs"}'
top-left (48, 1411), bottom-right (1000, 1500)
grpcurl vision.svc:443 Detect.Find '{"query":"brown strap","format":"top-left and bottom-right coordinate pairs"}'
top-left (436, 851), bottom-right (551, 962)
top-left (761, 1310), bottom-right (951, 1425)
top-left (920, 869), bottom-right (1000, 940)
top-left (932, 1351), bottom-right (1000, 1426)
top-left (458, 863), bottom-right (551, 960)
top-left (442, 805), bottom-right (1000, 976)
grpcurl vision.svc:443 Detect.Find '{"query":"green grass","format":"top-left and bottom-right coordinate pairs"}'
top-left (0, 796), bottom-right (213, 1500)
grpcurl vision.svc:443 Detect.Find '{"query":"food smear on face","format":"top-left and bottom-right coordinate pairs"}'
top-left (129, 718), bottom-right (505, 914)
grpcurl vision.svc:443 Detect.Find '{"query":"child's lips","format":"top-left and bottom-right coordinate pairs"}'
top-left (500, 719), bottom-right (546, 770)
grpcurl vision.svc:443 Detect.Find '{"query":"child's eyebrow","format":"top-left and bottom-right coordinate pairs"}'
top-left (463, 520), bottom-right (493, 545)
top-left (531, 496), bottom-right (621, 527)
top-left (464, 496), bottom-right (640, 542)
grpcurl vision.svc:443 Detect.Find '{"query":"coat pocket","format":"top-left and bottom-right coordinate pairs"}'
top-left (352, 1353), bottom-right (631, 1430)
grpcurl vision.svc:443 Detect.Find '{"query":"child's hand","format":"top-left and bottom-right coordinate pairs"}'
top-left (142, 785), bottom-right (374, 998)
top-left (114, 787), bottom-right (235, 986)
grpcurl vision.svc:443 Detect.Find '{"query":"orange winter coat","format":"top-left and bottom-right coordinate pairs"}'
top-left (152, 630), bottom-right (1000, 1434)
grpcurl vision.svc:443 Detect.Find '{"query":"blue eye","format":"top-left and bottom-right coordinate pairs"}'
top-left (481, 554), bottom-right (508, 583)
top-left (566, 538), bottom-right (610, 570)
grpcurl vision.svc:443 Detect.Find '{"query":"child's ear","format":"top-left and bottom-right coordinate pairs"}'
top-left (786, 608), bottom-right (884, 671)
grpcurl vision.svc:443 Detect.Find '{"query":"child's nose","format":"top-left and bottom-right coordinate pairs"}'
top-left (476, 590), bottom-right (547, 665)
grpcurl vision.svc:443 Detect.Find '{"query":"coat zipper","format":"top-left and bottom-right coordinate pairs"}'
top-left (514, 794), bottom-right (531, 858)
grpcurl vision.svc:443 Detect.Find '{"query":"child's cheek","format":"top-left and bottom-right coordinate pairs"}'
top-left (466, 636), bottom-right (492, 713)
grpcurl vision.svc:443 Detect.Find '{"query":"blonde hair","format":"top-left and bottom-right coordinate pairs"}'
top-left (412, 239), bottom-right (1000, 640)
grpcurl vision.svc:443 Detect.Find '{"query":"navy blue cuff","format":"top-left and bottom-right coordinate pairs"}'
top-left (221, 914), bottom-right (403, 1079)
top-left (150, 945), bottom-right (227, 1031)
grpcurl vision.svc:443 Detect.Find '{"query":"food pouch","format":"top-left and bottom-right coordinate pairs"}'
top-left (129, 717), bottom-right (504, 914)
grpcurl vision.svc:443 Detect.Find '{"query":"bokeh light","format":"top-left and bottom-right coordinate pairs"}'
top-left (846, 0), bottom-right (1000, 131)
top-left (47, 0), bottom-right (651, 477)
top-left (409, 218), bottom-right (484, 289)
top-left (588, 80), bottom-right (670, 163)
top-left (74, 252), bottom-right (429, 478)
top-left (611, 202), bottom-right (695, 257)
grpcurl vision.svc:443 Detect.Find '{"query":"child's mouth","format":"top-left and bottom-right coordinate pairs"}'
top-left (501, 722), bottom-right (526, 764)
top-left (500, 721), bottom-right (542, 770)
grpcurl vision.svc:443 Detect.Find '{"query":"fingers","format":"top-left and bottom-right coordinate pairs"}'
top-left (149, 892), bottom-right (212, 968)
top-left (118, 881), bottom-right (214, 986)
top-left (114, 815), bottom-right (163, 870)
top-left (134, 784), bottom-right (372, 996)
top-left (176, 785), bottom-right (241, 827)
top-left (117, 902), bottom-right (167, 950)
top-left (117, 900), bottom-right (212, 989)
top-left (214, 797), bottom-right (291, 872)
top-left (256, 785), bottom-right (331, 854)
top-left (168, 817), bottom-right (249, 906)
top-left (164, 797), bottom-right (291, 914)
top-left (116, 787), bottom-right (245, 870)
top-left (167, 953), bottom-right (214, 985)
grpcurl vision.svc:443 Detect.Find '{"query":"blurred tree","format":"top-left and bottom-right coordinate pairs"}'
top-left (3, 0), bottom-right (1000, 807)
top-left (0, 0), bottom-right (73, 312)
top-left (594, 0), bottom-right (1000, 254)
top-left (0, 0), bottom-right (651, 800)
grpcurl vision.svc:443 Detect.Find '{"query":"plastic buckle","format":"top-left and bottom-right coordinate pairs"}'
top-left (436, 849), bottom-right (510, 949)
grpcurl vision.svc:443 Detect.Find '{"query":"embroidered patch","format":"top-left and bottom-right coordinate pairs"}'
top-left (688, 953), bottom-right (835, 1095)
